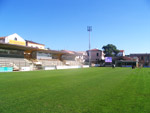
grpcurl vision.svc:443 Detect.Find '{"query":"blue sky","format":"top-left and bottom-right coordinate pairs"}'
top-left (0, 0), bottom-right (150, 54)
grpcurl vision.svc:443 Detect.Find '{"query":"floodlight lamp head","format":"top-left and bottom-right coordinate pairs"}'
top-left (87, 26), bottom-right (92, 32)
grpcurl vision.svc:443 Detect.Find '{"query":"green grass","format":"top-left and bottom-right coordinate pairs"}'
top-left (0, 68), bottom-right (150, 113)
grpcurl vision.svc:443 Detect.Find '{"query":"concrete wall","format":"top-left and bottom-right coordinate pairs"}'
top-left (44, 65), bottom-right (89, 70)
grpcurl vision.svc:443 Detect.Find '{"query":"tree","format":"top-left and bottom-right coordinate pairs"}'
top-left (102, 44), bottom-right (119, 57)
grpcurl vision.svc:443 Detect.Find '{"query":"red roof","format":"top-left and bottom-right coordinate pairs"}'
top-left (25, 40), bottom-right (44, 45)
top-left (0, 37), bottom-right (6, 39)
top-left (113, 56), bottom-right (136, 61)
top-left (61, 50), bottom-right (76, 54)
top-left (119, 50), bottom-right (124, 52)
top-left (90, 48), bottom-right (100, 51)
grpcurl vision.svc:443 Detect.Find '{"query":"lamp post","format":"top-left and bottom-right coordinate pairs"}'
top-left (87, 26), bottom-right (92, 67)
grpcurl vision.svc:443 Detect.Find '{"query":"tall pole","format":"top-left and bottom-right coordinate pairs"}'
top-left (87, 26), bottom-right (92, 67)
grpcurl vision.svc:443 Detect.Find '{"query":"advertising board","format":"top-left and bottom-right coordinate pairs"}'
top-left (9, 40), bottom-right (26, 46)
top-left (0, 67), bottom-right (13, 72)
top-left (105, 57), bottom-right (112, 63)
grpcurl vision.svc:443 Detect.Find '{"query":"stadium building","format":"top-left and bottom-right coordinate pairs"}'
top-left (26, 40), bottom-right (45, 49)
top-left (117, 50), bottom-right (125, 56)
top-left (86, 49), bottom-right (105, 64)
top-left (0, 33), bottom-right (86, 72)
top-left (113, 56), bottom-right (138, 67)
top-left (0, 33), bottom-right (26, 46)
top-left (130, 53), bottom-right (150, 67)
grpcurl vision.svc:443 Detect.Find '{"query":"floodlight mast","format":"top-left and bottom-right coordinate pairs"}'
top-left (87, 26), bottom-right (92, 67)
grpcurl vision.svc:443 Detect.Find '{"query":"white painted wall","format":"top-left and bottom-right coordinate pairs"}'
top-left (5, 33), bottom-right (26, 43)
top-left (117, 51), bottom-right (125, 56)
top-left (0, 39), bottom-right (5, 43)
top-left (27, 42), bottom-right (45, 49)
top-left (57, 66), bottom-right (81, 69)
top-left (20, 67), bottom-right (31, 71)
top-left (44, 65), bottom-right (89, 70)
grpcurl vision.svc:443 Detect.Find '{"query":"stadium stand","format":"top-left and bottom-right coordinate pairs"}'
top-left (0, 33), bottom-right (88, 71)
top-left (63, 60), bottom-right (82, 66)
top-left (39, 59), bottom-right (64, 66)
top-left (0, 57), bottom-right (30, 69)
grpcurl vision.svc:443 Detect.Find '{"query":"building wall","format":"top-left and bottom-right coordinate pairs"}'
top-left (61, 54), bottom-right (75, 61)
top-left (31, 51), bottom-right (52, 59)
top-left (0, 39), bottom-right (5, 43)
top-left (26, 42), bottom-right (45, 49)
top-left (130, 54), bottom-right (150, 66)
top-left (117, 51), bottom-right (125, 56)
top-left (37, 52), bottom-right (52, 59)
top-left (5, 33), bottom-right (26, 46)
top-left (87, 50), bottom-right (104, 63)
top-left (75, 51), bottom-right (88, 63)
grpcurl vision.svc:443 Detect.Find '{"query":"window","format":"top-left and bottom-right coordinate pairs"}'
top-left (97, 53), bottom-right (99, 56)
top-left (14, 37), bottom-right (17, 41)
top-left (141, 56), bottom-right (144, 60)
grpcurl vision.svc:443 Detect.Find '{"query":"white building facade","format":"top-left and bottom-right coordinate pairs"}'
top-left (26, 40), bottom-right (45, 49)
top-left (117, 50), bottom-right (125, 56)
top-left (0, 33), bottom-right (26, 46)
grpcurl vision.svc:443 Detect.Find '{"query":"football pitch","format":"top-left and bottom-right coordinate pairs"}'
top-left (0, 68), bottom-right (150, 113)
